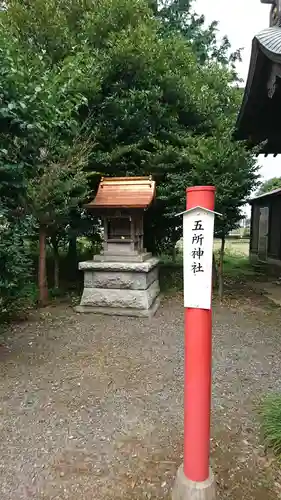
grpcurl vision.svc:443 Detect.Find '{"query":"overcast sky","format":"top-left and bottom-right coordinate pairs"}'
top-left (195, 0), bottom-right (279, 183)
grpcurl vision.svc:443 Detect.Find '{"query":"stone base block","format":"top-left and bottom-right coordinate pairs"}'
top-left (81, 260), bottom-right (159, 291)
top-left (75, 295), bottom-right (161, 318)
top-left (172, 466), bottom-right (216, 500)
top-left (76, 257), bottom-right (160, 317)
top-left (78, 279), bottom-right (159, 312)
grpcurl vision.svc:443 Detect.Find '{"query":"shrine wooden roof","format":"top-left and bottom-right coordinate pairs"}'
top-left (86, 176), bottom-right (156, 209)
top-left (234, 27), bottom-right (281, 154)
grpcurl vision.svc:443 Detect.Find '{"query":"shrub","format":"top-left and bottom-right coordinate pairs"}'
top-left (0, 216), bottom-right (35, 322)
top-left (259, 394), bottom-right (281, 458)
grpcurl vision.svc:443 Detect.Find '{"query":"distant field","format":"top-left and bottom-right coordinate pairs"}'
top-left (176, 237), bottom-right (250, 258)
top-left (213, 238), bottom-right (249, 257)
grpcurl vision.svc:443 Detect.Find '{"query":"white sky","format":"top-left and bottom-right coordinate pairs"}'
top-left (195, 0), bottom-right (280, 182)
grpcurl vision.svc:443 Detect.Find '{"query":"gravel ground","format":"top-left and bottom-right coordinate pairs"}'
top-left (1, 291), bottom-right (281, 499)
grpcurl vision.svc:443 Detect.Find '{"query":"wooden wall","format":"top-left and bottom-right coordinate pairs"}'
top-left (250, 194), bottom-right (281, 260)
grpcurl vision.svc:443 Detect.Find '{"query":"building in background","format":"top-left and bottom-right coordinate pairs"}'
top-left (234, 1), bottom-right (281, 271)
top-left (250, 188), bottom-right (281, 270)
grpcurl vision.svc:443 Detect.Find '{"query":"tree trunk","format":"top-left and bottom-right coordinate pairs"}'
top-left (67, 234), bottom-right (77, 282)
top-left (38, 225), bottom-right (48, 306)
top-left (51, 235), bottom-right (60, 289)
top-left (212, 252), bottom-right (218, 289)
top-left (218, 235), bottom-right (226, 302)
top-left (172, 245), bottom-right (177, 263)
top-left (67, 234), bottom-right (77, 264)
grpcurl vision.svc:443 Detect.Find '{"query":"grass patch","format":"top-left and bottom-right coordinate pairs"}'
top-left (220, 252), bottom-right (255, 277)
top-left (214, 238), bottom-right (259, 280)
top-left (259, 394), bottom-right (281, 459)
top-left (213, 238), bottom-right (250, 257)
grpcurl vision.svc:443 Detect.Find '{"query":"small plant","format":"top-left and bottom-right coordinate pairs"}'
top-left (259, 394), bottom-right (281, 459)
top-left (158, 256), bottom-right (183, 293)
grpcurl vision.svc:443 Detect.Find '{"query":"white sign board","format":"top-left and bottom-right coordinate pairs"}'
top-left (183, 208), bottom-right (215, 310)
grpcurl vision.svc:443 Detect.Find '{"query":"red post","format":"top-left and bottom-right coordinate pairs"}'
top-left (184, 186), bottom-right (216, 482)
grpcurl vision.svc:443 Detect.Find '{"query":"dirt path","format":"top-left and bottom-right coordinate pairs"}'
top-left (0, 292), bottom-right (281, 499)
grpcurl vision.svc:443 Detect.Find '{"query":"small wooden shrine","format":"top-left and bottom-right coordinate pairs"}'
top-left (234, 1), bottom-right (281, 154)
top-left (75, 176), bottom-right (160, 317)
top-left (85, 176), bottom-right (155, 262)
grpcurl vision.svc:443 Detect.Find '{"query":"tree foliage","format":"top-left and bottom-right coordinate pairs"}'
top-left (0, 8), bottom-right (94, 309)
top-left (155, 0), bottom-right (242, 69)
top-left (0, 215), bottom-right (34, 321)
top-left (257, 177), bottom-right (281, 196)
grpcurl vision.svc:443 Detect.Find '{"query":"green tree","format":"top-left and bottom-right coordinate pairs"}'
top-left (155, 0), bottom-right (242, 69)
top-left (257, 177), bottom-right (281, 196)
top-left (0, 32), bottom-right (40, 318)
top-left (0, 22), bottom-right (95, 307)
top-left (26, 139), bottom-right (91, 304)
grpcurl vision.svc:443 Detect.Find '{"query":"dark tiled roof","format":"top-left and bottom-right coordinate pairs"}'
top-left (256, 26), bottom-right (281, 53)
top-left (234, 26), bottom-right (281, 154)
top-left (250, 187), bottom-right (281, 202)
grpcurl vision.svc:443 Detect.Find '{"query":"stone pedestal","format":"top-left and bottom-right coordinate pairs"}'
top-left (93, 251), bottom-right (152, 263)
top-left (172, 466), bottom-right (216, 500)
top-left (75, 257), bottom-right (160, 317)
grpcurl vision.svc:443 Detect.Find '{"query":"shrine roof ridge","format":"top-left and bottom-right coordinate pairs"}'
top-left (99, 176), bottom-right (153, 183)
